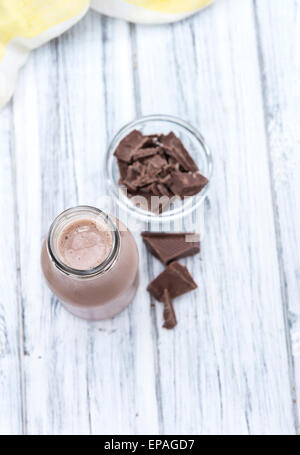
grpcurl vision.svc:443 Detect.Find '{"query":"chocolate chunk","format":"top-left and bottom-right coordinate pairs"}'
top-left (159, 173), bottom-right (173, 187)
top-left (114, 130), bottom-right (150, 163)
top-left (156, 183), bottom-right (170, 197)
top-left (170, 171), bottom-right (209, 197)
top-left (145, 154), bottom-right (167, 170)
top-left (162, 289), bottom-right (177, 330)
top-left (131, 161), bottom-right (145, 174)
top-left (126, 165), bottom-right (140, 182)
top-left (122, 179), bottom-right (138, 192)
top-left (132, 147), bottom-right (160, 161)
top-left (149, 183), bottom-right (160, 196)
top-left (138, 184), bottom-right (154, 195)
top-left (167, 156), bottom-right (180, 170)
top-left (160, 132), bottom-right (199, 172)
top-left (146, 163), bottom-right (160, 180)
top-left (117, 160), bottom-right (129, 180)
top-left (147, 261), bottom-right (197, 302)
top-left (128, 182), bottom-right (154, 195)
top-left (131, 155), bottom-right (167, 189)
top-left (142, 232), bottom-right (200, 265)
top-left (120, 163), bottom-right (144, 191)
top-left (135, 174), bottom-right (158, 188)
top-left (170, 261), bottom-right (198, 285)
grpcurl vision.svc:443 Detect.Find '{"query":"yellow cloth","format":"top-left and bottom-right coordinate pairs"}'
top-left (0, 0), bottom-right (214, 108)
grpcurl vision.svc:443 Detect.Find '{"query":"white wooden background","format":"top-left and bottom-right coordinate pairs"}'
top-left (0, 0), bottom-right (299, 435)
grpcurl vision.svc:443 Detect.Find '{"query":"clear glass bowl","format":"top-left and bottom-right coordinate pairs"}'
top-left (105, 115), bottom-right (213, 223)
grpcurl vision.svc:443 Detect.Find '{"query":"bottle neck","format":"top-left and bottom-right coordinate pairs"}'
top-left (47, 206), bottom-right (120, 278)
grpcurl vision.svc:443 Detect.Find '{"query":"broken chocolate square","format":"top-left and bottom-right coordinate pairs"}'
top-left (131, 160), bottom-right (145, 174)
top-left (122, 179), bottom-right (138, 192)
top-left (142, 232), bottom-right (200, 265)
top-left (132, 147), bottom-right (160, 161)
top-left (117, 160), bottom-right (129, 180)
top-left (126, 165), bottom-right (140, 182)
top-left (114, 130), bottom-right (149, 163)
top-left (160, 132), bottom-right (199, 172)
top-left (147, 261), bottom-right (197, 302)
top-left (144, 154), bottom-right (168, 170)
top-left (156, 183), bottom-right (170, 197)
top-left (162, 289), bottom-right (177, 330)
top-left (170, 171), bottom-right (209, 197)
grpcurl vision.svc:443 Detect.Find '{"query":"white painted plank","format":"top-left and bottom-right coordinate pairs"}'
top-left (254, 0), bottom-right (300, 431)
top-left (133, 0), bottom-right (296, 434)
top-left (0, 105), bottom-right (23, 434)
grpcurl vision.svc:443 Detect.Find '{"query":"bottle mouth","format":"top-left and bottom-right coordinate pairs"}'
top-left (47, 206), bottom-right (120, 278)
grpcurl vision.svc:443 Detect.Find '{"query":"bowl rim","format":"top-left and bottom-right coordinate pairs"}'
top-left (105, 114), bottom-right (213, 223)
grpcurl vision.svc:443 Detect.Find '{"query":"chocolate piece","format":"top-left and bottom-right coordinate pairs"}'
top-left (135, 175), bottom-right (158, 188)
top-left (170, 171), bottom-right (209, 197)
top-left (162, 289), bottom-right (177, 330)
top-left (117, 160), bottom-right (129, 180)
top-left (149, 183), bottom-right (160, 196)
top-left (114, 130), bottom-right (149, 163)
top-left (132, 147), bottom-right (160, 161)
top-left (142, 232), bottom-right (200, 265)
top-left (159, 173), bottom-right (173, 187)
top-left (131, 156), bottom-right (167, 188)
top-left (131, 161), bottom-right (145, 174)
top-left (126, 165), bottom-right (140, 182)
top-left (122, 179), bottom-right (138, 192)
top-left (167, 156), bottom-right (180, 170)
top-left (160, 132), bottom-right (199, 172)
top-left (146, 163), bottom-right (161, 180)
top-left (170, 261), bottom-right (198, 285)
top-left (147, 261), bottom-right (197, 302)
top-left (156, 183), bottom-right (170, 197)
top-left (145, 154), bottom-right (167, 170)
top-left (138, 184), bottom-right (154, 195)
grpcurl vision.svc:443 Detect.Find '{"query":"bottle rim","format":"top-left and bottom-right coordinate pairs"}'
top-left (47, 206), bottom-right (120, 278)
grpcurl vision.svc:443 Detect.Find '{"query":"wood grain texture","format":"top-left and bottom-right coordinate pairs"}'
top-left (254, 0), bottom-right (300, 430)
top-left (0, 105), bottom-right (24, 435)
top-left (0, 0), bottom-right (299, 435)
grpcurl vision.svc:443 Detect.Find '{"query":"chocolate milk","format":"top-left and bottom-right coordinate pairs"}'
top-left (41, 206), bottom-right (139, 320)
top-left (58, 219), bottom-right (112, 270)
